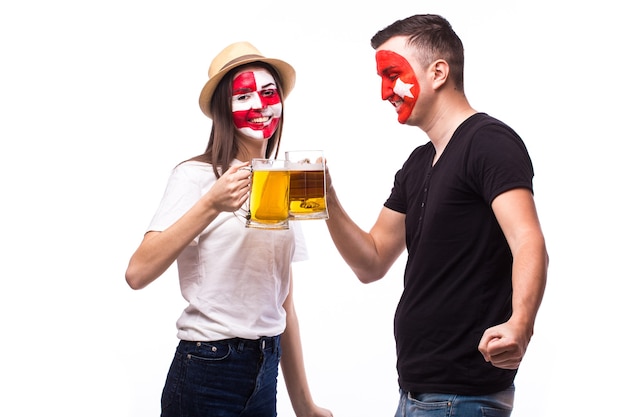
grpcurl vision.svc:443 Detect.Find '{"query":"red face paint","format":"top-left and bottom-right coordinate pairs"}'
top-left (375, 50), bottom-right (419, 124)
top-left (231, 70), bottom-right (282, 140)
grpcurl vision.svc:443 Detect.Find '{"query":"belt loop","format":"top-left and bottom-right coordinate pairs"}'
top-left (237, 340), bottom-right (244, 352)
top-left (261, 339), bottom-right (266, 350)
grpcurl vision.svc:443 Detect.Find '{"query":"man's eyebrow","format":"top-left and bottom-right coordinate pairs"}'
top-left (381, 64), bottom-right (398, 73)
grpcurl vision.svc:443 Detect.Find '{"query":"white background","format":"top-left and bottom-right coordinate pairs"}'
top-left (1, 1), bottom-right (624, 416)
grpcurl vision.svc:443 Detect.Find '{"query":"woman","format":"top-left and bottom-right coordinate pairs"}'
top-left (126, 41), bottom-right (332, 417)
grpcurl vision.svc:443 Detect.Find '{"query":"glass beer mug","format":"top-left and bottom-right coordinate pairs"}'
top-left (238, 158), bottom-right (291, 230)
top-left (285, 150), bottom-right (329, 220)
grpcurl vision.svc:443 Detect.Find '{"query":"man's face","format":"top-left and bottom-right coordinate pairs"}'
top-left (231, 68), bottom-right (282, 140)
top-left (375, 49), bottom-right (420, 124)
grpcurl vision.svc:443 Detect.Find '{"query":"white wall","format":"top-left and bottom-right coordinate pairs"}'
top-left (1, 1), bottom-right (623, 416)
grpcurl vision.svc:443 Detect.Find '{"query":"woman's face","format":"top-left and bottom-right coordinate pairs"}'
top-left (231, 67), bottom-right (282, 140)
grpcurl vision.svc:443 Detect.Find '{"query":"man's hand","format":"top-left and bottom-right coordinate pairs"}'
top-left (478, 321), bottom-right (533, 370)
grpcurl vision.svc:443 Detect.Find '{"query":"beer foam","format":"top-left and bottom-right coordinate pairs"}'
top-left (286, 162), bottom-right (324, 170)
top-left (256, 166), bottom-right (289, 171)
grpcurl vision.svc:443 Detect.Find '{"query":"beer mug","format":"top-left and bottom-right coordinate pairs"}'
top-left (285, 150), bottom-right (329, 220)
top-left (240, 158), bottom-right (291, 230)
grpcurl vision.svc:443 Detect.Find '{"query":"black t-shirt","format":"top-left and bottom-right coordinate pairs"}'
top-left (384, 113), bottom-right (534, 395)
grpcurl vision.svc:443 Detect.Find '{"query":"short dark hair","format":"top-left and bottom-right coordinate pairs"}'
top-left (371, 14), bottom-right (465, 90)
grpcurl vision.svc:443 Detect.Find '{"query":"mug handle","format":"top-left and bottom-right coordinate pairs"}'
top-left (232, 165), bottom-right (252, 223)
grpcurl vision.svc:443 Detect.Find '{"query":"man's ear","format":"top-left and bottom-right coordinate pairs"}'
top-left (431, 59), bottom-right (449, 90)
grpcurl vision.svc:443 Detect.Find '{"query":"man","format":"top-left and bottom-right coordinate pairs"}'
top-left (324, 14), bottom-right (548, 417)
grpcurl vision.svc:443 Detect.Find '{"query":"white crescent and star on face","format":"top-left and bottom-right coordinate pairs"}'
top-left (393, 78), bottom-right (414, 99)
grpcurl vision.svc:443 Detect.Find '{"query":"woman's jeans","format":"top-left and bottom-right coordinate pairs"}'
top-left (395, 384), bottom-right (515, 417)
top-left (161, 335), bottom-right (281, 417)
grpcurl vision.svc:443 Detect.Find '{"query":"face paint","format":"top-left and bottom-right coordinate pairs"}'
top-left (375, 50), bottom-right (419, 124)
top-left (231, 69), bottom-right (282, 140)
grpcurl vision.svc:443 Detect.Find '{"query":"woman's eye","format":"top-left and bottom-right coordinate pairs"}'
top-left (235, 93), bottom-right (251, 101)
top-left (261, 89), bottom-right (277, 98)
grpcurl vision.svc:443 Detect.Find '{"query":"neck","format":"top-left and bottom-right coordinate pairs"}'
top-left (422, 96), bottom-right (476, 163)
top-left (236, 135), bottom-right (269, 161)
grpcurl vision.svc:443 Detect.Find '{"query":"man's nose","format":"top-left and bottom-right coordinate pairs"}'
top-left (381, 82), bottom-right (394, 101)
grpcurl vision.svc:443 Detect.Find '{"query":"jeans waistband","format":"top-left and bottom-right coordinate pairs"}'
top-left (181, 335), bottom-right (280, 353)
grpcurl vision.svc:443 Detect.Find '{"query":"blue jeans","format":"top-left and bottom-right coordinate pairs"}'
top-left (395, 385), bottom-right (515, 417)
top-left (161, 336), bottom-right (281, 417)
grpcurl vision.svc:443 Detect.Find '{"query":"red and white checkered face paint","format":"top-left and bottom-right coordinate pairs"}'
top-left (375, 50), bottom-right (419, 124)
top-left (231, 69), bottom-right (282, 140)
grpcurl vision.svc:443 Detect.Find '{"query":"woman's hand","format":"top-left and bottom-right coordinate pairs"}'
top-left (203, 162), bottom-right (251, 213)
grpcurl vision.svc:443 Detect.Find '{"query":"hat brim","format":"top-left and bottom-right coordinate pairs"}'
top-left (199, 57), bottom-right (296, 119)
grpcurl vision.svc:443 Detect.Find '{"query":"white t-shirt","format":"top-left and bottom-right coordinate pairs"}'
top-left (148, 160), bottom-right (308, 341)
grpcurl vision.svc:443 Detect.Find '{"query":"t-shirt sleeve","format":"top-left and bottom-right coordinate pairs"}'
top-left (468, 123), bottom-right (534, 204)
top-left (290, 221), bottom-right (309, 263)
top-left (384, 167), bottom-right (408, 214)
top-left (147, 164), bottom-right (203, 244)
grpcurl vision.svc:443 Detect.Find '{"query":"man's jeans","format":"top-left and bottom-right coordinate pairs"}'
top-left (161, 336), bottom-right (281, 417)
top-left (395, 384), bottom-right (515, 417)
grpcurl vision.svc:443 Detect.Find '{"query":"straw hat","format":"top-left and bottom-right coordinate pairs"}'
top-left (199, 41), bottom-right (296, 118)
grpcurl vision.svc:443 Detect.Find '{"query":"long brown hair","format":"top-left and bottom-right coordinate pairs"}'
top-left (189, 62), bottom-right (286, 178)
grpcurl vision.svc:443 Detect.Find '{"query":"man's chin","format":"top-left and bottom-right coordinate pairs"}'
top-left (397, 115), bottom-right (409, 124)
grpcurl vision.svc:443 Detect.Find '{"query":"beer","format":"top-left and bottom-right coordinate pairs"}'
top-left (288, 168), bottom-right (326, 215)
top-left (285, 150), bottom-right (329, 220)
top-left (248, 167), bottom-right (290, 228)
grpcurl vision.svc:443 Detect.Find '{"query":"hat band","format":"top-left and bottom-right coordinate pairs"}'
top-left (220, 54), bottom-right (265, 71)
